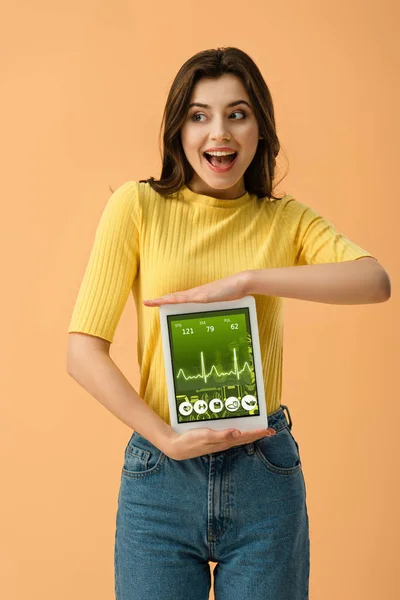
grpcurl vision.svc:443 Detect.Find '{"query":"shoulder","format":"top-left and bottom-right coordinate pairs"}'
top-left (99, 180), bottom-right (143, 231)
top-left (107, 180), bottom-right (142, 213)
top-left (109, 180), bottom-right (138, 201)
top-left (259, 193), bottom-right (309, 221)
top-left (275, 194), bottom-right (319, 224)
top-left (276, 194), bottom-right (309, 213)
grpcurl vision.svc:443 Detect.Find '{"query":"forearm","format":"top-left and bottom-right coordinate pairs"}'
top-left (67, 350), bottom-right (175, 453)
top-left (244, 259), bottom-right (391, 305)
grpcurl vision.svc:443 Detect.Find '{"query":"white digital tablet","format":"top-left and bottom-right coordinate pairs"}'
top-left (159, 295), bottom-right (268, 433)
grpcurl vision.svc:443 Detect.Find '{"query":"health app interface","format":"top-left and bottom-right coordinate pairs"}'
top-left (167, 308), bottom-right (260, 423)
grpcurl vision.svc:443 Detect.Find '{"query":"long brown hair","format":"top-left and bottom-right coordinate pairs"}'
top-left (138, 47), bottom-right (287, 201)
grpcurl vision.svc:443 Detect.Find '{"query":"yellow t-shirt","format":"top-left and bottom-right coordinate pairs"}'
top-left (68, 181), bottom-right (375, 421)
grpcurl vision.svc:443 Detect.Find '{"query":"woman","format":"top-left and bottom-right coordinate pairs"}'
top-left (67, 47), bottom-right (390, 600)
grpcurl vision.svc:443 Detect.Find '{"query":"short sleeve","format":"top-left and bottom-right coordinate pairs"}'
top-left (281, 197), bottom-right (377, 266)
top-left (68, 181), bottom-right (140, 343)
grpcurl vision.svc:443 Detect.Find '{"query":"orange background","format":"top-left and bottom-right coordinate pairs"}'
top-left (1, 1), bottom-right (399, 598)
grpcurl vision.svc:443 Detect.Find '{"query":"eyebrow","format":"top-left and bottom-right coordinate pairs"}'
top-left (188, 100), bottom-right (252, 109)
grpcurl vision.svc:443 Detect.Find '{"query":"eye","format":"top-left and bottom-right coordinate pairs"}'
top-left (190, 111), bottom-right (247, 122)
top-left (230, 111), bottom-right (246, 120)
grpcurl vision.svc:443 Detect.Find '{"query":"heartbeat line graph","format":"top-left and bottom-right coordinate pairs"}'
top-left (176, 349), bottom-right (252, 384)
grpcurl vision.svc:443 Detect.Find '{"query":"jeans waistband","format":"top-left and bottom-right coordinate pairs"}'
top-left (238, 404), bottom-right (293, 456)
top-left (266, 404), bottom-right (293, 432)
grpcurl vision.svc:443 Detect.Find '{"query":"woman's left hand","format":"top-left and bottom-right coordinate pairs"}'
top-left (143, 271), bottom-right (250, 306)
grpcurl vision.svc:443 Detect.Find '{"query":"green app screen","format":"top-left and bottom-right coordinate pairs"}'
top-left (167, 308), bottom-right (260, 423)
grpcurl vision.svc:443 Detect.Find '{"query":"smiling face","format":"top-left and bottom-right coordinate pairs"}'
top-left (180, 74), bottom-right (261, 200)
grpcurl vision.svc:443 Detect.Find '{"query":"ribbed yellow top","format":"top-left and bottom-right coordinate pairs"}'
top-left (68, 181), bottom-right (374, 421)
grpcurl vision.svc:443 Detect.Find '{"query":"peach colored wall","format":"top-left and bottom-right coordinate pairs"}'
top-left (1, 1), bottom-right (398, 599)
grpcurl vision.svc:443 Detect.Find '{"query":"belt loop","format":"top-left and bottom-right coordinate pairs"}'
top-left (245, 442), bottom-right (255, 455)
top-left (281, 404), bottom-right (293, 430)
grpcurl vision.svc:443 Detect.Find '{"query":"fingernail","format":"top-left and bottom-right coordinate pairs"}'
top-left (232, 431), bottom-right (240, 438)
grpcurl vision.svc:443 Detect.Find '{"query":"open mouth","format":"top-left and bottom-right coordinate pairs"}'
top-left (203, 152), bottom-right (238, 167)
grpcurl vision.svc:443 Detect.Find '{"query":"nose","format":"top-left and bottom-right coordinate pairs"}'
top-left (210, 117), bottom-right (231, 141)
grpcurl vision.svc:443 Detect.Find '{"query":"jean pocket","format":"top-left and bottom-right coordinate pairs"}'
top-left (255, 425), bottom-right (302, 475)
top-left (122, 432), bottom-right (168, 478)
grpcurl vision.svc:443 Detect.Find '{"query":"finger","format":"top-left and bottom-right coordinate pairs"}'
top-left (229, 429), bottom-right (274, 445)
top-left (143, 296), bottom-right (177, 305)
top-left (211, 429), bottom-right (270, 445)
top-left (145, 293), bottom-right (175, 301)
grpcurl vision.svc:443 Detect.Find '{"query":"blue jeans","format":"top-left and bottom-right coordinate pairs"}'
top-left (114, 404), bottom-right (310, 599)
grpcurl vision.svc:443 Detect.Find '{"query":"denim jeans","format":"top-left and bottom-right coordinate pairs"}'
top-left (114, 404), bottom-right (310, 599)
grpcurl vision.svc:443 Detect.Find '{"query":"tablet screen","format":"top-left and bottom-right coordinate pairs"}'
top-left (166, 308), bottom-right (260, 423)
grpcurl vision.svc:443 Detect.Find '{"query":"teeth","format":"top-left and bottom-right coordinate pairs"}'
top-left (204, 151), bottom-right (236, 156)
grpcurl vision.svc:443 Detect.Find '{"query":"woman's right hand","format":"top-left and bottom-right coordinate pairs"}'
top-left (164, 426), bottom-right (276, 461)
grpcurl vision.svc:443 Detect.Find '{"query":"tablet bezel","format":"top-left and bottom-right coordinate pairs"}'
top-left (158, 295), bottom-right (268, 433)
